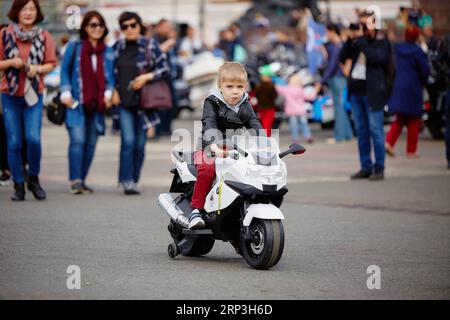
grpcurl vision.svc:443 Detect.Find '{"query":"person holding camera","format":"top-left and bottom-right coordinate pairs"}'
top-left (341, 11), bottom-right (394, 181)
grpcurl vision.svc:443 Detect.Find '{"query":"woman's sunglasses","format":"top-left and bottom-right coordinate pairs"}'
top-left (121, 22), bottom-right (138, 31)
top-left (88, 22), bottom-right (105, 29)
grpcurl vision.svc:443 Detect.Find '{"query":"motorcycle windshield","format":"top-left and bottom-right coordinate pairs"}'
top-left (232, 135), bottom-right (280, 166)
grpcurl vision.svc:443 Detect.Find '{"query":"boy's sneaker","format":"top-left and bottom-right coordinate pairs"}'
top-left (122, 181), bottom-right (140, 195)
top-left (188, 209), bottom-right (205, 229)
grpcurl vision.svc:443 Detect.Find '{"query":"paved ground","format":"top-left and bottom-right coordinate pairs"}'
top-left (1, 114), bottom-right (449, 299)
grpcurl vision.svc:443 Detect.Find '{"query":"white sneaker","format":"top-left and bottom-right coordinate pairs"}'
top-left (188, 209), bottom-right (205, 229)
top-left (122, 181), bottom-right (140, 195)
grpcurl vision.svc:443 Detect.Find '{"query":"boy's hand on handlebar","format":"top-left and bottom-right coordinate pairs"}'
top-left (211, 144), bottom-right (228, 158)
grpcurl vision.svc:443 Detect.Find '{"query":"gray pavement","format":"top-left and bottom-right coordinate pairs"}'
top-left (1, 115), bottom-right (449, 299)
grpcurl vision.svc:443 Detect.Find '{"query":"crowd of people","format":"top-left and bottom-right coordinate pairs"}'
top-left (0, 0), bottom-right (450, 203)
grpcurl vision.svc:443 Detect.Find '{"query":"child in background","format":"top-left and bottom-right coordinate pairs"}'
top-left (276, 74), bottom-right (316, 144)
top-left (255, 66), bottom-right (278, 137)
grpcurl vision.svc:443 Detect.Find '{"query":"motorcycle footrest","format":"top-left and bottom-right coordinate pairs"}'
top-left (182, 229), bottom-right (214, 235)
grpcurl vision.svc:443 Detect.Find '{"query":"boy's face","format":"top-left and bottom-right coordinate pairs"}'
top-left (219, 80), bottom-right (247, 106)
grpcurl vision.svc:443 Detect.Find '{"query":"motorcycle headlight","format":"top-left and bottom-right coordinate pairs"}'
top-left (246, 164), bottom-right (286, 185)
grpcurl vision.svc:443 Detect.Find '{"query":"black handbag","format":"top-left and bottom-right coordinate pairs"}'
top-left (140, 38), bottom-right (172, 110)
top-left (46, 94), bottom-right (66, 125)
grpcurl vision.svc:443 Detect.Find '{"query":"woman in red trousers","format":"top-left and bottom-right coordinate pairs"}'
top-left (386, 25), bottom-right (430, 158)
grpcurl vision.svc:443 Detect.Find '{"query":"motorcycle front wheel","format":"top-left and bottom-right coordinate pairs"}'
top-left (240, 219), bottom-right (284, 270)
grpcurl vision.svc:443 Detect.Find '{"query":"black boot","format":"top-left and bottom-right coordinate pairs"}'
top-left (27, 175), bottom-right (47, 200)
top-left (11, 182), bottom-right (25, 201)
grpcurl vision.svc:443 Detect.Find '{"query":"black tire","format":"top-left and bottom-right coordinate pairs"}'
top-left (168, 243), bottom-right (179, 259)
top-left (240, 219), bottom-right (284, 270)
top-left (183, 237), bottom-right (215, 257)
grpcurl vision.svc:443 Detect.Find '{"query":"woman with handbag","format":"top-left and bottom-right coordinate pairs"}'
top-left (112, 12), bottom-right (170, 195)
top-left (60, 11), bottom-right (115, 194)
top-left (0, 0), bottom-right (57, 201)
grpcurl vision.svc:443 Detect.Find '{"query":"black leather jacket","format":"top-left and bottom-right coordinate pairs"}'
top-left (199, 94), bottom-right (263, 150)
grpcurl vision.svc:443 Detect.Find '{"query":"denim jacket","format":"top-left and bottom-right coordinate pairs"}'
top-left (60, 40), bottom-right (115, 133)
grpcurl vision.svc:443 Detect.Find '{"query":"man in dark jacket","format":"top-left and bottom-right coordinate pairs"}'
top-left (341, 11), bottom-right (394, 180)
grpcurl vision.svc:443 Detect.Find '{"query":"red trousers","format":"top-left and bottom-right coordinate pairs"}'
top-left (191, 150), bottom-right (216, 210)
top-left (386, 114), bottom-right (422, 154)
top-left (258, 108), bottom-right (276, 137)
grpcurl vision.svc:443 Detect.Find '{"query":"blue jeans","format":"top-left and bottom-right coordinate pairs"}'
top-left (288, 115), bottom-right (312, 142)
top-left (1, 94), bottom-right (43, 183)
top-left (119, 107), bottom-right (147, 183)
top-left (350, 95), bottom-right (385, 172)
top-left (330, 76), bottom-right (354, 141)
top-left (67, 114), bottom-right (99, 182)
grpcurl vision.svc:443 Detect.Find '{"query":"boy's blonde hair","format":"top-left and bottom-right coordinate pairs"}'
top-left (217, 62), bottom-right (248, 85)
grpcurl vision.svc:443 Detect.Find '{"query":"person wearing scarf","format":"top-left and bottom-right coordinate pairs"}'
top-left (80, 40), bottom-right (106, 116)
top-left (0, 0), bottom-right (57, 201)
top-left (60, 11), bottom-right (114, 195)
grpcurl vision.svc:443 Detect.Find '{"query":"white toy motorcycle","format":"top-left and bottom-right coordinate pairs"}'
top-left (158, 135), bottom-right (305, 269)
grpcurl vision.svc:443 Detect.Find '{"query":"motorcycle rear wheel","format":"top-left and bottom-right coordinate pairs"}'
top-left (183, 237), bottom-right (215, 257)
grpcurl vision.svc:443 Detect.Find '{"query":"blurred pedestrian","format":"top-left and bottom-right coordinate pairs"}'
top-left (435, 34), bottom-right (450, 169)
top-left (255, 66), bottom-right (278, 137)
top-left (343, 11), bottom-right (394, 181)
top-left (177, 24), bottom-right (202, 64)
top-left (218, 29), bottom-right (236, 61)
top-left (0, 69), bottom-right (11, 186)
top-left (153, 19), bottom-right (178, 138)
top-left (229, 22), bottom-right (243, 45)
top-left (59, 34), bottom-right (70, 58)
top-left (385, 25), bottom-right (430, 158)
top-left (276, 74), bottom-right (316, 144)
top-left (60, 11), bottom-right (114, 194)
top-left (317, 23), bottom-right (354, 143)
top-left (421, 23), bottom-right (445, 140)
top-left (0, 0), bottom-right (57, 201)
top-left (112, 12), bottom-right (169, 195)
top-left (0, 25), bottom-right (10, 186)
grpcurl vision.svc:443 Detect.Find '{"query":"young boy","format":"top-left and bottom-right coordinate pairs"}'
top-left (189, 62), bottom-right (263, 229)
